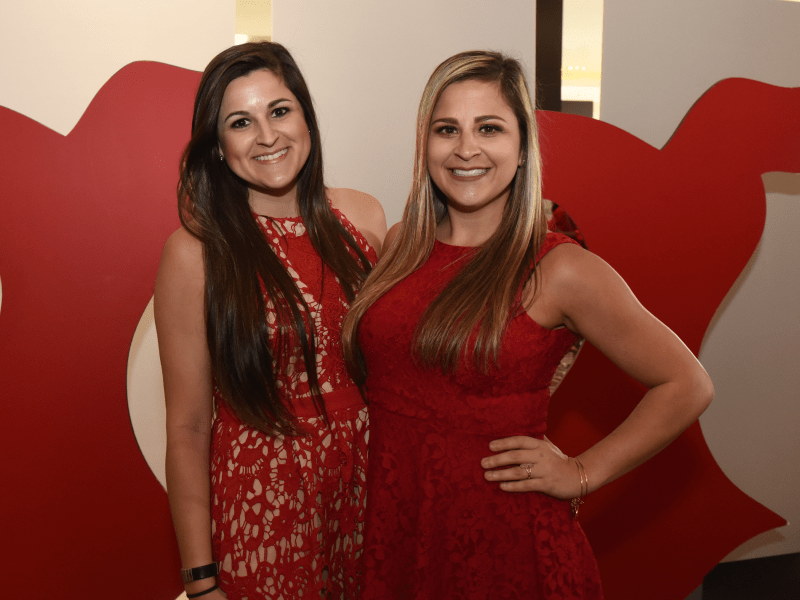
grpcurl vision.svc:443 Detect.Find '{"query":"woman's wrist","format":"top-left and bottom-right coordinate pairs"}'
top-left (181, 561), bottom-right (220, 596)
top-left (186, 582), bottom-right (219, 598)
top-left (574, 451), bottom-right (609, 494)
top-left (185, 576), bottom-right (219, 597)
top-left (569, 456), bottom-right (589, 519)
top-left (181, 561), bottom-right (220, 584)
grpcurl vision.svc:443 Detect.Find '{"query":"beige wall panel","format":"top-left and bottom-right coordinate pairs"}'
top-left (273, 0), bottom-right (537, 226)
top-left (601, 0), bottom-right (800, 149)
top-left (0, 0), bottom-right (234, 135)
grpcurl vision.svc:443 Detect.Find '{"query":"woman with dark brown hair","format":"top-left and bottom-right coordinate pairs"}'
top-left (343, 50), bottom-right (713, 598)
top-left (155, 42), bottom-right (385, 599)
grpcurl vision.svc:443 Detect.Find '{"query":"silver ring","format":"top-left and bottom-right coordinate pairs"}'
top-left (521, 463), bottom-right (533, 479)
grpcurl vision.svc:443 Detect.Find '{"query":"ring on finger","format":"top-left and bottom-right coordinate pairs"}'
top-left (521, 463), bottom-right (533, 479)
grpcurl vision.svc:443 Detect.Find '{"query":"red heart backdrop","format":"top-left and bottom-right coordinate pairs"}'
top-left (0, 63), bottom-right (796, 599)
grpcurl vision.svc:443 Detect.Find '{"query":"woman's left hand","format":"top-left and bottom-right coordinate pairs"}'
top-left (481, 435), bottom-right (581, 500)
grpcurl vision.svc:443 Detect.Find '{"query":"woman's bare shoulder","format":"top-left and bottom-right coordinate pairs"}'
top-left (329, 187), bottom-right (384, 222)
top-left (164, 226), bottom-right (202, 258)
top-left (538, 242), bottom-right (606, 290)
top-left (384, 222), bottom-right (402, 249)
top-left (529, 242), bottom-right (623, 325)
top-left (157, 227), bottom-right (205, 288)
top-left (328, 187), bottom-right (388, 255)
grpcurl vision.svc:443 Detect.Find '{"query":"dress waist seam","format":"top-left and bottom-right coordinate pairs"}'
top-left (215, 386), bottom-right (366, 423)
top-left (369, 403), bottom-right (546, 438)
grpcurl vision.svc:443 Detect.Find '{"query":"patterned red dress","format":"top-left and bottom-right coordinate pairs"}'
top-left (210, 210), bottom-right (375, 600)
top-left (359, 232), bottom-right (603, 599)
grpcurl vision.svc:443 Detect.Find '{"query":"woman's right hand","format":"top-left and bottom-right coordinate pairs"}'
top-left (481, 435), bottom-right (582, 500)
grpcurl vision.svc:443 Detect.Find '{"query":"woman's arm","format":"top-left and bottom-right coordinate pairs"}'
top-left (482, 244), bottom-right (714, 499)
top-left (328, 187), bottom-right (388, 258)
top-left (154, 228), bottom-right (225, 598)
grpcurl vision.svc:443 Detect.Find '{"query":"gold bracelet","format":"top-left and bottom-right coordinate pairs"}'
top-left (575, 457), bottom-right (588, 498)
top-left (570, 457), bottom-right (588, 520)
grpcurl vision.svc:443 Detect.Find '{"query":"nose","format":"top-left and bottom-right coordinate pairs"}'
top-left (255, 120), bottom-right (279, 147)
top-left (454, 131), bottom-right (480, 161)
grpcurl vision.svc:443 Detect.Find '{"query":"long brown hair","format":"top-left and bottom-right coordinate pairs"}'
top-left (343, 50), bottom-right (546, 377)
top-left (180, 42), bottom-right (372, 435)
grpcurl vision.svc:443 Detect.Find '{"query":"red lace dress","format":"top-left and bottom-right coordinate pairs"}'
top-left (359, 232), bottom-right (603, 599)
top-left (210, 210), bottom-right (375, 600)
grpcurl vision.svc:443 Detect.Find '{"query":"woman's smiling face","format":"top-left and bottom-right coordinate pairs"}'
top-left (427, 79), bottom-right (522, 215)
top-left (217, 69), bottom-right (311, 211)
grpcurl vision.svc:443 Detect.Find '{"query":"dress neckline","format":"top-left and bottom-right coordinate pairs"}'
top-left (254, 212), bottom-right (304, 223)
top-left (254, 212), bottom-right (307, 239)
top-left (433, 238), bottom-right (481, 253)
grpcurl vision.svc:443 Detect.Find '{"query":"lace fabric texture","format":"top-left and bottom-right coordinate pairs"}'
top-left (359, 233), bottom-right (603, 599)
top-left (210, 210), bottom-right (375, 600)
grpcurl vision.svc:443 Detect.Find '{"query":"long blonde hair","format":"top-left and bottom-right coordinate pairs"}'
top-left (343, 50), bottom-right (546, 377)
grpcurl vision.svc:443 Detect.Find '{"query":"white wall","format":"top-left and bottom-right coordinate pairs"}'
top-left (601, 0), bottom-right (800, 560)
top-left (602, 0), bottom-right (800, 149)
top-left (0, 0), bottom-right (234, 136)
top-left (273, 0), bottom-right (538, 226)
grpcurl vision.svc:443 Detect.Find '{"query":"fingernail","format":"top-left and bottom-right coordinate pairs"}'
top-left (489, 441), bottom-right (498, 450)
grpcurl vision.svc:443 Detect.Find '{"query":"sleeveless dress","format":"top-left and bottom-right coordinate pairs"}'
top-left (210, 209), bottom-right (376, 600)
top-left (358, 232), bottom-right (603, 599)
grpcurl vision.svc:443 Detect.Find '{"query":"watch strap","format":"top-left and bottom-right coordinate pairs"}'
top-left (180, 562), bottom-right (220, 584)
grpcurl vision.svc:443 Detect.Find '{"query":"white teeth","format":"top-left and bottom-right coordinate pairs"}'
top-left (453, 168), bottom-right (488, 177)
top-left (255, 148), bottom-right (288, 161)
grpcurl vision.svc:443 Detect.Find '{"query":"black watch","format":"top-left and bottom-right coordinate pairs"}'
top-left (180, 562), bottom-right (221, 584)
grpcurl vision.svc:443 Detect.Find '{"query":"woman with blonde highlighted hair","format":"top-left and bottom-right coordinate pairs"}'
top-left (343, 50), bottom-right (713, 598)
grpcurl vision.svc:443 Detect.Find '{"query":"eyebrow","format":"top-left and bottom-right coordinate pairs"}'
top-left (222, 98), bottom-right (293, 123)
top-left (431, 115), bottom-right (508, 125)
